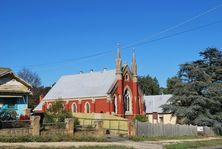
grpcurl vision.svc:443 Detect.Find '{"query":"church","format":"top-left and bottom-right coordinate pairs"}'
top-left (34, 49), bottom-right (145, 119)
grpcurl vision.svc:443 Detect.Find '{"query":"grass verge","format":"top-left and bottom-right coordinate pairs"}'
top-left (0, 146), bottom-right (134, 149)
top-left (0, 135), bottom-right (107, 142)
top-left (164, 139), bottom-right (222, 149)
top-left (129, 135), bottom-right (209, 141)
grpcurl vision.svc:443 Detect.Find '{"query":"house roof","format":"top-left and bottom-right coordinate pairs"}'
top-left (44, 69), bottom-right (116, 100)
top-left (144, 94), bottom-right (172, 113)
top-left (0, 67), bottom-right (32, 93)
top-left (0, 68), bottom-right (12, 77)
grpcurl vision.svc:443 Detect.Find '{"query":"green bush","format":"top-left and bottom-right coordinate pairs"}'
top-left (0, 110), bottom-right (17, 121)
top-left (73, 117), bottom-right (80, 130)
top-left (134, 115), bottom-right (148, 122)
top-left (43, 100), bottom-right (73, 123)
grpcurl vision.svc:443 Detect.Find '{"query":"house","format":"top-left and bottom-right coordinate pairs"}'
top-left (0, 68), bottom-right (32, 116)
top-left (34, 49), bottom-right (145, 119)
top-left (144, 94), bottom-right (177, 124)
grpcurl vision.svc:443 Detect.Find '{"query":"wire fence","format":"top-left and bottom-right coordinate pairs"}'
top-left (76, 117), bottom-right (129, 134)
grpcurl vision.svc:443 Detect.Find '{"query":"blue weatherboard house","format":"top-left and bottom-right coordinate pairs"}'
top-left (0, 68), bottom-right (32, 116)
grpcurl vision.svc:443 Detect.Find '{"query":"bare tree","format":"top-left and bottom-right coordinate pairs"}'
top-left (17, 68), bottom-right (41, 88)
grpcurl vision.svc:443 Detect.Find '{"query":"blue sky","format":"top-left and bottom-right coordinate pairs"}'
top-left (0, 0), bottom-right (222, 87)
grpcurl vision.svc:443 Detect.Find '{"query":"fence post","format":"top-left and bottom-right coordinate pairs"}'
top-left (30, 116), bottom-right (40, 136)
top-left (128, 120), bottom-right (136, 137)
top-left (95, 120), bottom-right (104, 137)
top-left (65, 118), bottom-right (74, 137)
top-left (25, 108), bottom-right (31, 117)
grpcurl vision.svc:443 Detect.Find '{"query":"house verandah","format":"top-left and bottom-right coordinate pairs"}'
top-left (34, 49), bottom-right (145, 119)
top-left (0, 68), bottom-right (32, 116)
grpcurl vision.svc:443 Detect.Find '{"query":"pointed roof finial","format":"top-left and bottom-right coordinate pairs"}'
top-left (117, 43), bottom-right (121, 59)
top-left (132, 48), bottom-right (136, 63)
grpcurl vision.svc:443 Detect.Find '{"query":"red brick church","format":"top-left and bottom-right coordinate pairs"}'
top-left (34, 49), bottom-right (145, 119)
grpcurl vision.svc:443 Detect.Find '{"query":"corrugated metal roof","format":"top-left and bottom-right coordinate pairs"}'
top-left (33, 101), bottom-right (44, 112)
top-left (0, 68), bottom-right (11, 77)
top-left (44, 69), bottom-right (116, 100)
top-left (144, 94), bottom-right (172, 113)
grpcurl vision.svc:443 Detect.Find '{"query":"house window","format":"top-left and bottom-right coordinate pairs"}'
top-left (85, 102), bottom-right (90, 113)
top-left (124, 89), bottom-right (132, 113)
top-left (72, 103), bottom-right (77, 113)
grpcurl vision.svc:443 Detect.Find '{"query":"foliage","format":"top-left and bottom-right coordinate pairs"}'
top-left (0, 110), bottom-right (17, 121)
top-left (43, 100), bottom-right (73, 123)
top-left (73, 117), bottom-right (80, 130)
top-left (17, 68), bottom-right (51, 109)
top-left (134, 115), bottom-right (148, 122)
top-left (18, 68), bottom-right (41, 88)
top-left (29, 86), bottom-right (51, 109)
top-left (19, 115), bottom-right (30, 121)
top-left (166, 77), bottom-right (182, 94)
top-left (162, 48), bottom-right (222, 134)
top-left (138, 75), bottom-right (160, 95)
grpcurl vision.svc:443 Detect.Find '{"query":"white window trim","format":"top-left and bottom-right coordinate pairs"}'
top-left (84, 102), bottom-right (90, 113)
top-left (124, 88), bottom-right (133, 114)
top-left (114, 95), bottom-right (118, 114)
top-left (47, 103), bottom-right (52, 109)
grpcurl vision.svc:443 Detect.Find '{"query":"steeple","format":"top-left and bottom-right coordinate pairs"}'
top-left (116, 47), bottom-right (122, 80)
top-left (132, 49), bottom-right (137, 82)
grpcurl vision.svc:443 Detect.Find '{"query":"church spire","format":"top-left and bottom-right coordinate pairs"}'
top-left (117, 46), bottom-right (121, 59)
top-left (132, 49), bottom-right (137, 82)
top-left (116, 47), bottom-right (122, 80)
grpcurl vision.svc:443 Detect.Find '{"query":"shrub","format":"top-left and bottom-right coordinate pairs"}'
top-left (19, 115), bottom-right (30, 121)
top-left (0, 110), bottom-right (17, 121)
top-left (134, 115), bottom-right (148, 122)
top-left (73, 117), bottom-right (80, 130)
top-left (43, 100), bottom-right (73, 123)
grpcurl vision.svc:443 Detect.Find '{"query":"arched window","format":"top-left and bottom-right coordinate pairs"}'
top-left (113, 96), bottom-right (117, 113)
top-left (85, 102), bottom-right (90, 113)
top-left (47, 103), bottom-right (52, 109)
top-left (72, 103), bottom-right (77, 113)
top-left (124, 89), bottom-right (132, 113)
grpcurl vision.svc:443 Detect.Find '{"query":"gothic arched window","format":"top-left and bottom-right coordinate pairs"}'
top-left (124, 89), bottom-right (132, 113)
top-left (72, 103), bottom-right (77, 113)
top-left (85, 102), bottom-right (90, 113)
top-left (113, 96), bottom-right (117, 113)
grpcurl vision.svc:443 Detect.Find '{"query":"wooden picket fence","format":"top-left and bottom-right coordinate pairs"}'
top-left (135, 121), bottom-right (215, 137)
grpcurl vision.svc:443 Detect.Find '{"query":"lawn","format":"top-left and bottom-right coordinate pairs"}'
top-left (0, 146), bottom-right (133, 149)
top-left (164, 139), bottom-right (222, 149)
top-left (130, 135), bottom-right (209, 141)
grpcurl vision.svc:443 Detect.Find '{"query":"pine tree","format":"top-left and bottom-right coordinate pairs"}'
top-left (162, 48), bottom-right (222, 134)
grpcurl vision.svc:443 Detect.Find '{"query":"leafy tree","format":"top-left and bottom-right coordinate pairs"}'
top-left (29, 86), bottom-right (51, 109)
top-left (17, 68), bottom-right (51, 109)
top-left (44, 100), bottom-right (73, 123)
top-left (162, 48), bottom-right (222, 134)
top-left (166, 76), bottom-right (181, 94)
top-left (18, 68), bottom-right (41, 88)
top-left (138, 75), bottom-right (160, 95)
top-left (160, 87), bottom-right (168, 94)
